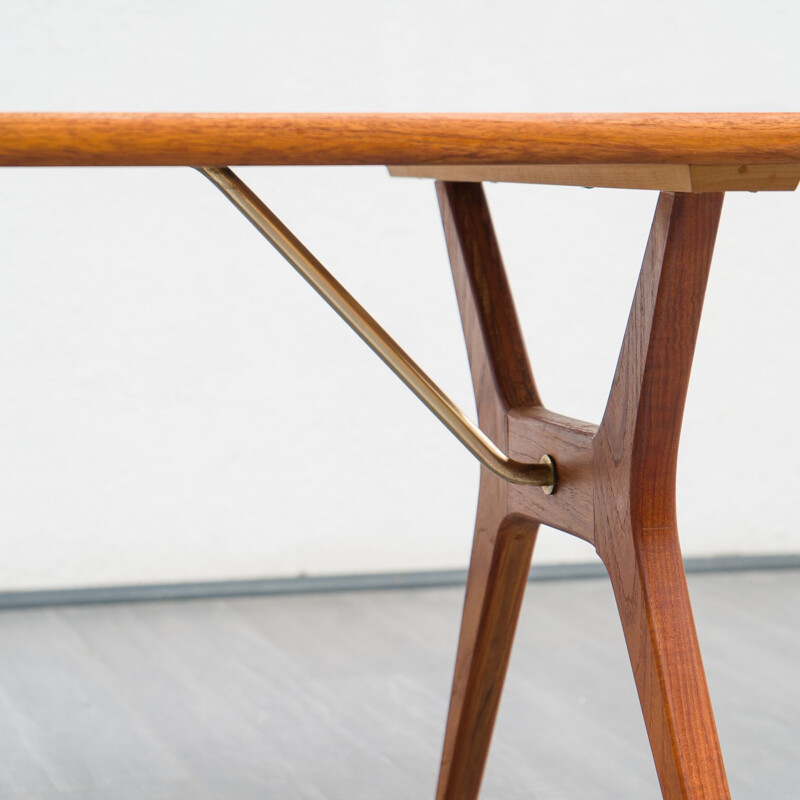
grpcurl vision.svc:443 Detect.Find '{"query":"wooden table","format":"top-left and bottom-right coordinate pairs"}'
top-left (3, 113), bottom-right (799, 799)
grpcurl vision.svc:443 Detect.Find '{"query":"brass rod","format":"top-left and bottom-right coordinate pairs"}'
top-left (197, 166), bottom-right (555, 489)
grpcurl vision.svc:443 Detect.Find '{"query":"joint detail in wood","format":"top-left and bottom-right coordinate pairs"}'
top-left (197, 166), bottom-right (556, 489)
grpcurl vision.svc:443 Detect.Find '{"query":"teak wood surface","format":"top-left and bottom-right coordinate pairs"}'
top-left (435, 183), bottom-right (729, 799)
top-left (391, 162), bottom-right (800, 191)
top-left (1, 112), bottom-right (785, 797)
top-left (2, 112), bottom-right (800, 167)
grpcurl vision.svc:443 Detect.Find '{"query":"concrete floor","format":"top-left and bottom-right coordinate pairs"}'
top-left (0, 569), bottom-right (797, 799)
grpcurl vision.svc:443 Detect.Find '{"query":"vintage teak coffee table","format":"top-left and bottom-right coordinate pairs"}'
top-left (3, 113), bottom-right (799, 799)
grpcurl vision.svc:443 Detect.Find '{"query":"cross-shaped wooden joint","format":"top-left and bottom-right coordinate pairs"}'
top-left (435, 181), bottom-right (727, 800)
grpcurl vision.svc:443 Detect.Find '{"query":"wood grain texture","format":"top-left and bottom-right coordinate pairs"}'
top-left (688, 164), bottom-right (800, 191)
top-left (435, 184), bottom-right (731, 798)
top-left (594, 192), bottom-right (729, 798)
top-left (2, 113), bottom-right (800, 166)
top-left (391, 163), bottom-right (800, 192)
top-left (393, 163), bottom-right (698, 190)
top-left (507, 407), bottom-right (596, 543)
top-left (434, 181), bottom-right (541, 800)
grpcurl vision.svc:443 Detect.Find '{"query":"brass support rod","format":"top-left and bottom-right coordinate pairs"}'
top-left (197, 166), bottom-right (556, 490)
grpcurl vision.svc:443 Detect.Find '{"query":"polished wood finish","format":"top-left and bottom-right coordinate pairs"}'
top-left (434, 182), bottom-right (729, 798)
top-left (508, 407), bottom-right (596, 543)
top-left (3, 112), bottom-right (800, 167)
top-left (392, 162), bottom-right (800, 192)
top-left (594, 192), bottom-right (728, 798)
top-left (435, 181), bottom-right (541, 799)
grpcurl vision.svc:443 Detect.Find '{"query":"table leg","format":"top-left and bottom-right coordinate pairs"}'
top-left (434, 184), bottom-right (730, 799)
top-left (595, 191), bottom-right (730, 798)
top-left (435, 181), bottom-right (542, 799)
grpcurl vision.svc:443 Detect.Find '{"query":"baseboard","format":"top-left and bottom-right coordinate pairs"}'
top-left (1, 553), bottom-right (798, 611)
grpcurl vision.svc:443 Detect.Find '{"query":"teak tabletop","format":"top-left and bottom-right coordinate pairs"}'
top-left (2, 111), bottom-right (800, 166)
top-left (2, 112), bottom-right (796, 799)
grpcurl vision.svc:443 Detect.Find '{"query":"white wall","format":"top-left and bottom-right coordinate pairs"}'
top-left (1, 1), bottom-right (799, 591)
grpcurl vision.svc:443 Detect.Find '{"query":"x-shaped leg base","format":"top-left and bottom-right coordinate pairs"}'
top-left (436, 182), bottom-right (728, 799)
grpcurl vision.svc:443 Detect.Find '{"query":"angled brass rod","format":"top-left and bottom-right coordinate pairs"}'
top-left (197, 166), bottom-right (556, 490)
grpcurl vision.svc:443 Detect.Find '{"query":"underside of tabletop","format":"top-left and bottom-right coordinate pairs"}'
top-left (388, 163), bottom-right (800, 191)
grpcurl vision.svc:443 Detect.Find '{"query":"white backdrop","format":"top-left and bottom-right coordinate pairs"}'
top-left (1, 1), bottom-right (799, 591)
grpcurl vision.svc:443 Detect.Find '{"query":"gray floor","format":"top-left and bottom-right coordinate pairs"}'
top-left (0, 570), bottom-right (797, 799)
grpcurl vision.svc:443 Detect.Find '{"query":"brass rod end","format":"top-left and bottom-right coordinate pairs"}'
top-left (539, 455), bottom-right (557, 495)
